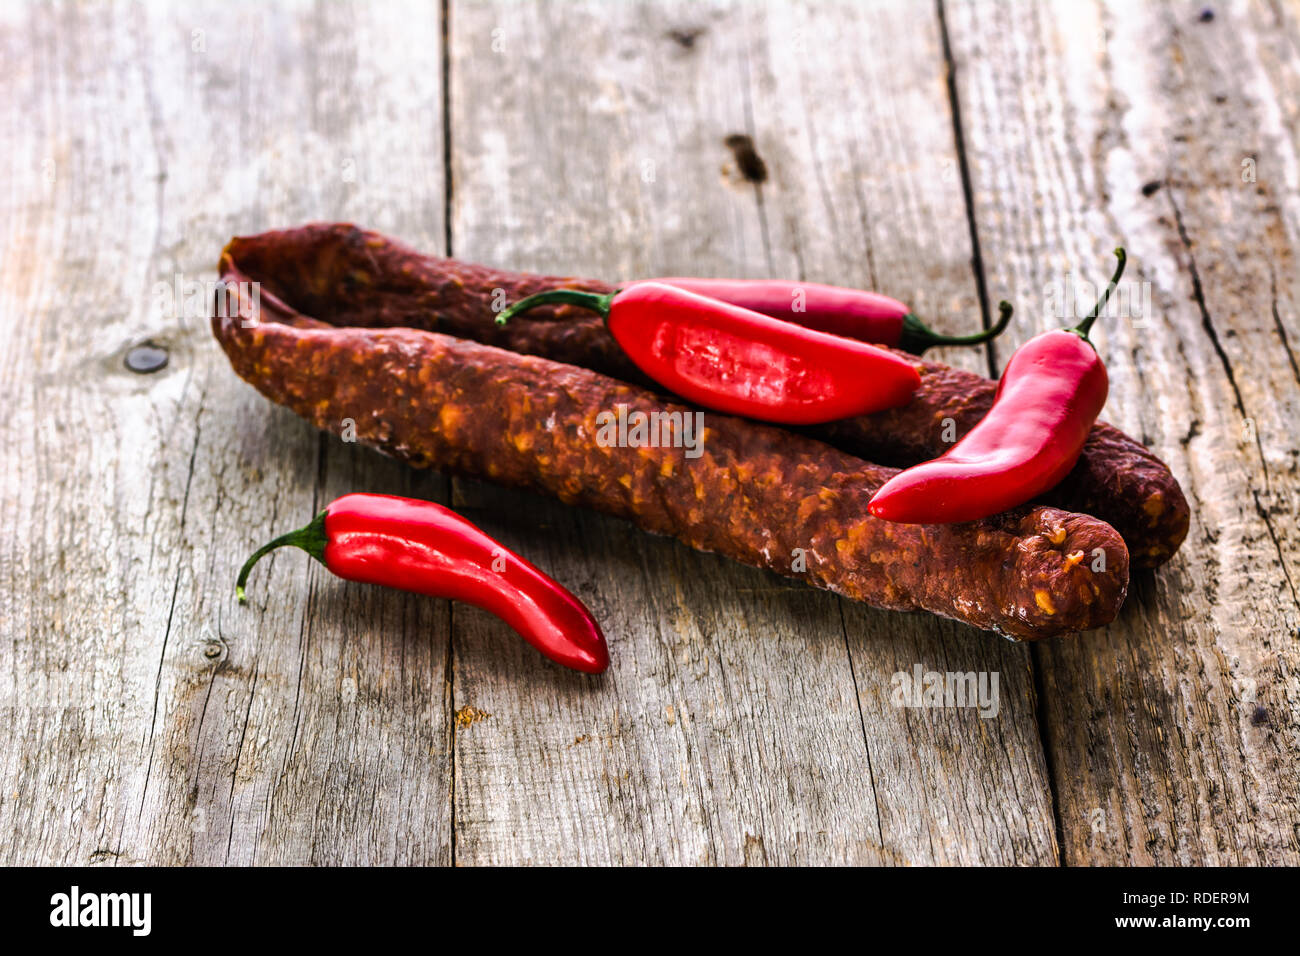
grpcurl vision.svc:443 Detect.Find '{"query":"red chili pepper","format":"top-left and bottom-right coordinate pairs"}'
top-left (235, 493), bottom-right (609, 673)
top-left (868, 250), bottom-right (1126, 525)
top-left (495, 282), bottom-right (922, 425)
top-left (637, 278), bottom-right (1013, 354)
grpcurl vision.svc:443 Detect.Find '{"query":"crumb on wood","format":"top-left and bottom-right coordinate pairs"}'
top-left (455, 705), bottom-right (491, 728)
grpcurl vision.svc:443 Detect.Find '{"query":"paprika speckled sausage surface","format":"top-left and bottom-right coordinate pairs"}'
top-left (219, 223), bottom-right (1188, 568)
top-left (213, 277), bottom-right (1129, 639)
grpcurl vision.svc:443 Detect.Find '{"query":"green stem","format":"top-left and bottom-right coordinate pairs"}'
top-left (898, 300), bottom-right (1014, 354)
top-left (1070, 247), bottom-right (1127, 339)
top-left (495, 289), bottom-right (618, 326)
top-left (235, 511), bottom-right (328, 604)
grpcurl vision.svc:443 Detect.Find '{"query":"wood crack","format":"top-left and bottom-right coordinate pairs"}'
top-left (1029, 642), bottom-right (1066, 866)
top-left (1252, 489), bottom-right (1300, 609)
top-left (1269, 267), bottom-right (1300, 387)
top-left (441, 0), bottom-right (453, 259)
top-left (935, 0), bottom-right (992, 372)
top-left (836, 599), bottom-right (885, 850)
top-left (1166, 188), bottom-right (1269, 483)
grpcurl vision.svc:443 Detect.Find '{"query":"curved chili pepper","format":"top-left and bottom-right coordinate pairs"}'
top-left (235, 493), bottom-right (609, 673)
top-left (868, 250), bottom-right (1126, 525)
top-left (635, 278), bottom-right (1013, 354)
top-left (495, 282), bottom-right (922, 425)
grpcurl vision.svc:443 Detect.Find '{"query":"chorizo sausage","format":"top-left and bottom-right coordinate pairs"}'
top-left (213, 270), bottom-right (1129, 639)
top-left (221, 223), bottom-right (1188, 568)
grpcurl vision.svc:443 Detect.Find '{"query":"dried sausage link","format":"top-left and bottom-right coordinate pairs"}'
top-left (213, 288), bottom-right (1129, 639)
top-left (221, 223), bottom-right (1186, 568)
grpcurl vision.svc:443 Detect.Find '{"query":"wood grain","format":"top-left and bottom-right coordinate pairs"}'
top-left (944, 0), bottom-right (1300, 864)
top-left (448, 0), bottom-right (1055, 865)
top-left (0, 0), bottom-right (453, 865)
top-left (1, 0), bottom-right (1295, 866)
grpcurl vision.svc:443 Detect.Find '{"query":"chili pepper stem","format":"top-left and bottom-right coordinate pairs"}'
top-left (898, 300), bottom-right (1014, 354)
top-left (1070, 248), bottom-right (1127, 341)
top-left (495, 289), bottom-right (618, 326)
top-left (236, 510), bottom-right (329, 603)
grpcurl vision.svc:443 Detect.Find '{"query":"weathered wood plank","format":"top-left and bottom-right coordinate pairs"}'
top-left (449, 0), bottom-right (885, 867)
top-left (13, 0), bottom-right (1290, 867)
top-left (945, 0), bottom-right (1300, 863)
top-left (0, 0), bottom-right (453, 865)
top-left (448, 0), bottom-right (1056, 865)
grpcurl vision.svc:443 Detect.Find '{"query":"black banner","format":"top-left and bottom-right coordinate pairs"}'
top-left (0, 865), bottom-right (1279, 943)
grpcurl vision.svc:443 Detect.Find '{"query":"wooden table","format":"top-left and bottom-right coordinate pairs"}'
top-left (3, 0), bottom-right (1298, 866)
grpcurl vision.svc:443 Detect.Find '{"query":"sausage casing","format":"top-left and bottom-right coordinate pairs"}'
top-left (220, 223), bottom-right (1186, 568)
top-left (213, 274), bottom-right (1129, 639)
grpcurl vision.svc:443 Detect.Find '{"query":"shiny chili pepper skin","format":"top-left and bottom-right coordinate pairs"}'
top-left (496, 282), bottom-right (922, 425)
top-left (639, 278), bottom-right (1013, 354)
top-left (869, 250), bottom-right (1125, 525)
top-left (869, 332), bottom-right (1108, 523)
top-left (236, 493), bottom-right (609, 673)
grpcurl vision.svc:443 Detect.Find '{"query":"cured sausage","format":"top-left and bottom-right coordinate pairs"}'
top-left (220, 223), bottom-right (1188, 568)
top-left (213, 273), bottom-right (1129, 639)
